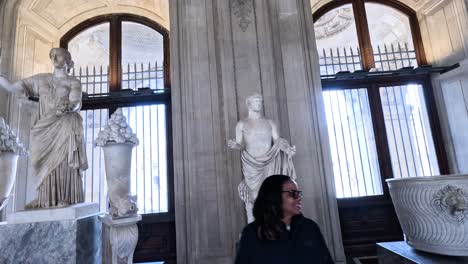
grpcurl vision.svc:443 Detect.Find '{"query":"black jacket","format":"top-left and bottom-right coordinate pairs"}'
top-left (235, 215), bottom-right (334, 264)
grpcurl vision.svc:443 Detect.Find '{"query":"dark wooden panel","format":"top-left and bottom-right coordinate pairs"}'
top-left (134, 220), bottom-right (177, 263)
top-left (339, 201), bottom-right (403, 258)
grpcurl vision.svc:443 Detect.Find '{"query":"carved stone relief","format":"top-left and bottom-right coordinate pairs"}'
top-left (314, 7), bottom-right (353, 40)
top-left (432, 184), bottom-right (468, 224)
top-left (30, 0), bottom-right (107, 28)
top-left (231, 0), bottom-right (253, 32)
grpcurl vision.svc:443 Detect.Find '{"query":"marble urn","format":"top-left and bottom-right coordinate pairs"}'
top-left (387, 174), bottom-right (468, 256)
top-left (96, 109), bottom-right (139, 219)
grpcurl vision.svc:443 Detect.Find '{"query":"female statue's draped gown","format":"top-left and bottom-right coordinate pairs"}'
top-left (22, 74), bottom-right (88, 208)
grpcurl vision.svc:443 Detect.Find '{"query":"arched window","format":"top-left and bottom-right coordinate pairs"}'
top-left (314, 0), bottom-right (425, 75)
top-left (313, 1), bottom-right (448, 199)
top-left (60, 14), bottom-right (173, 217)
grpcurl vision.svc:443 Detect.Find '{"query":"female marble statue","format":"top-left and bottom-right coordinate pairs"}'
top-left (0, 48), bottom-right (88, 209)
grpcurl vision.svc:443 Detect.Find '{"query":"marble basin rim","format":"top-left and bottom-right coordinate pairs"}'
top-left (387, 174), bottom-right (468, 256)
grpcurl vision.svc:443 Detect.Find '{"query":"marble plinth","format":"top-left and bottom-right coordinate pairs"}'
top-left (377, 241), bottom-right (468, 264)
top-left (100, 214), bottom-right (142, 264)
top-left (7, 202), bottom-right (99, 223)
top-left (0, 204), bottom-right (101, 264)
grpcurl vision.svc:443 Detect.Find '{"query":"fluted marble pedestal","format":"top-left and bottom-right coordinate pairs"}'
top-left (100, 214), bottom-right (141, 264)
top-left (0, 203), bottom-right (101, 264)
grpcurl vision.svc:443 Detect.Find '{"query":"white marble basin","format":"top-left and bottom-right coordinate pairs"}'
top-left (387, 174), bottom-right (468, 256)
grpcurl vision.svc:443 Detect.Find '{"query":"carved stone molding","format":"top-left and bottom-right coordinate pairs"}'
top-left (314, 7), bottom-right (353, 40)
top-left (231, 0), bottom-right (253, 32)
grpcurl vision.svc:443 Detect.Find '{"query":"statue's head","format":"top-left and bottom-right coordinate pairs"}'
top-left (49, 48), bottom-right (74, 73)
top-left (245, 92), bottom-right (263, 112)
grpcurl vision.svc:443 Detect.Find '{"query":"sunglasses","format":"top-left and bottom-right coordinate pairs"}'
top-left (282, 190), bottom-right (303, 199)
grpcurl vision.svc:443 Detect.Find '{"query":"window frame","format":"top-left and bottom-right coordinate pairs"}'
top-left (314, 1), bottom-right (450, 204)
top-left (322, 74), bottom-right (450, 205)
top-left (60, 14), bottom-right (174, 222)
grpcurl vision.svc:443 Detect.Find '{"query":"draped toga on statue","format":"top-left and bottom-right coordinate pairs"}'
top-left (22, 74), bottom-right (88, 208)
top-left (238, 138), bottom-right (296, 204)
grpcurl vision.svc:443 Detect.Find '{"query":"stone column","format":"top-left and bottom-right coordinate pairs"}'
top-left (170, 0), bottom-right (345, 263)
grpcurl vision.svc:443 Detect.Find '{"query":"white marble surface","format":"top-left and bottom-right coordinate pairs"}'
top-left (388, 174), bottom-right (468, 256)
top-left (100, 214), bottom-right (141, 264)
top-left (7, 202), bottom-right (99, 224)
top-left (100, 214), bottom-right (142, 226)
top-left (101, 143), bottom-right (138, 219)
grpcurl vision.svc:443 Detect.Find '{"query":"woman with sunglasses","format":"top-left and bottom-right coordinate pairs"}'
top-left (235, 174), bottom-right (334, 264)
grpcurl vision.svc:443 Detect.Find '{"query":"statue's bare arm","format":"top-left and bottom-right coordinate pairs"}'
top-left (269, 119), bottom-right (280, 141)
top-left (68, 79), bottom-right (82, 112)
top-left (0, 75), bottom-right (25, 95)
top-left (268, 119), bottom-right (296, 156)
top-left (228, 121), bottom-right (244, 150)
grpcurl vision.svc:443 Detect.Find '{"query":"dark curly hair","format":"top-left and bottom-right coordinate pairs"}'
top-left (253, 174), bottom-right (292, 240)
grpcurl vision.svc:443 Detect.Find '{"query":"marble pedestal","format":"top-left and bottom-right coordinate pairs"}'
top-left (100, 214), bottom-right (142, 264)
top-left (0, 203), bottom-right (101, 264)
top-left (377, 241), bottom-right (468, 264)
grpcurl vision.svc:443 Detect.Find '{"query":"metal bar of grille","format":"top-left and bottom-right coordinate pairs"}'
top-left (358, 90), bottom-right (378, 194)
top-left (343, 90), bottom-right (361, 196)
top-left (336, 91), bottom-right (353, 196)
top-left (134, 106), bottom-right (138, 198)
top-left (142, 106), bottom-right (146, 212)
top-left (83, 111), bottom-right (88, 195)
top-left (383, 87), bottom-right (403, 177)
top-left (398, 86), bottom-right (419, 176)
top-left (149, 105), bottom-right (154, 212)
top-left (325, 93), bottom-right (346, 196)
top-left (134, 64), bottom-right (137, 90)
top-left (157, 105), bottom-right (161, 211)
top-left (414, 92), bottom-right (434, 175)
top-left (391, 86), bottom-right (411, 177)
top-left (349, 90), bottom-right (368, 195)
top-left (408, 97), bottom-right (426, 176)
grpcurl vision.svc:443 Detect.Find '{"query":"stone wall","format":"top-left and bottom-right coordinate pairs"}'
top-left (170, 0), bottom-right (345, 263)
top-left (418, 0), bottom-right (468, 173)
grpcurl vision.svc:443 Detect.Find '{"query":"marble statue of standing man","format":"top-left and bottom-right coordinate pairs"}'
top-left (0, 47), bottom-right (88, 209)
top-left (228, 93), bottom-right (296, 222)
